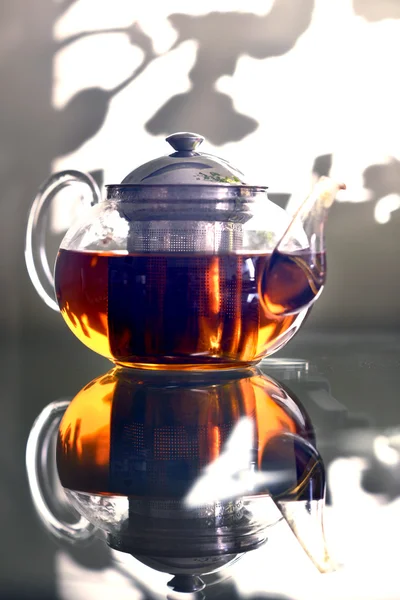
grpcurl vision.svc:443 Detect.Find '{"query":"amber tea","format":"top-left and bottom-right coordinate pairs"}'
top-left (54, 249), bottom-right (324, 368)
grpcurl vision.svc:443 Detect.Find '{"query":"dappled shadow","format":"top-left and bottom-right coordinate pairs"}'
top-left (312, 153), bottom-right (333, 178)
top-left (308, 153), bottom-right (400, 225)
top-left (147, 89), bottom-right (258, 146)
top-left (51, 22), bottom-right (158, 156)
top-left (363, 157), bottom-right (400, 199)
top-left (146, 0), bottom-right (315, 144)
top-left (363, 157), bottom-right (400, 223)
top-left (353, 0), bottom-right (400, 21)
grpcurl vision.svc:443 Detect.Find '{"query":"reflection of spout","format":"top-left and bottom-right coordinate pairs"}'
top-left (264, 432), bottom-right (337, 573)
top-left (261, 177), bottom-right (346, 317)
top-left (277, 498), bottom-right (336, 573)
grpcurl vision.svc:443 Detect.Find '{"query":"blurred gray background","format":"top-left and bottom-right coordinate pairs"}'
top-left (1, 1), bottom-right (400, 599)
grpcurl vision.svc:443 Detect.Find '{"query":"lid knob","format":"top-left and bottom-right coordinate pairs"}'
top-left (166, 132), bottom-right (204, 153)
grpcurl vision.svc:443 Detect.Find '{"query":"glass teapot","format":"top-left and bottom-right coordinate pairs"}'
top-left (25, 132), bottom-right (344, 369)
top-left (26, 367), bottom-right (335, 595)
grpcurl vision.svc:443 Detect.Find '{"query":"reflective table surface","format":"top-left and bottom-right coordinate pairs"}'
top-left (2, 329), bottom-right (400, 600)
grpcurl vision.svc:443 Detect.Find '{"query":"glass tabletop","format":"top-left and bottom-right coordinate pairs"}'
top-left (2, 329), bottom-right (400, 600)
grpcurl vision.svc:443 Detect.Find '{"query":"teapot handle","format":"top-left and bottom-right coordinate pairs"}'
top-left (26, 400), bottom-right (97, 543)
top-left (25, 171), bottom-right (101, 311)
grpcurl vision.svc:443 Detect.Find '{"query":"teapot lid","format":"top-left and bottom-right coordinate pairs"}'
top-left (118, 132), bottom-right (260, 188)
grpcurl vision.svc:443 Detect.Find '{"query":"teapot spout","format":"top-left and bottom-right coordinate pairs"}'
top-left (262, 177), bottom-right (346, 316)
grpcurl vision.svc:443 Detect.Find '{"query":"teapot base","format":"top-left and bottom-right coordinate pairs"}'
top-left (113, 359), bottom-right (259, 371)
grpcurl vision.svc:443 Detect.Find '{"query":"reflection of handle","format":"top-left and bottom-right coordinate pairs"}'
top-left (25, 171), bottom-right (101, 311)
top-left (26, 400), bottom-right (96, 543)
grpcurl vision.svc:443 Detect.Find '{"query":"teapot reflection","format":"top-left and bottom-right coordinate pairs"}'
top-left (27, 367), bottom-right (335, 596)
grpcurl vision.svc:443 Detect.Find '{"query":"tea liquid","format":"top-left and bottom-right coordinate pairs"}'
top-left (54, 249), bottom-right (324, 368)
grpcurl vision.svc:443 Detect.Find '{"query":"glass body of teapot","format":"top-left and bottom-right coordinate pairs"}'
top-left (25, 132), bottom-right (343, 369)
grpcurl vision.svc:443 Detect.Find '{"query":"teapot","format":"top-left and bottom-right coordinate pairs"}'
top-left (26, 366), bottom-right (335, 595)
top-left (25, 132), bottom-right (344, 369)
